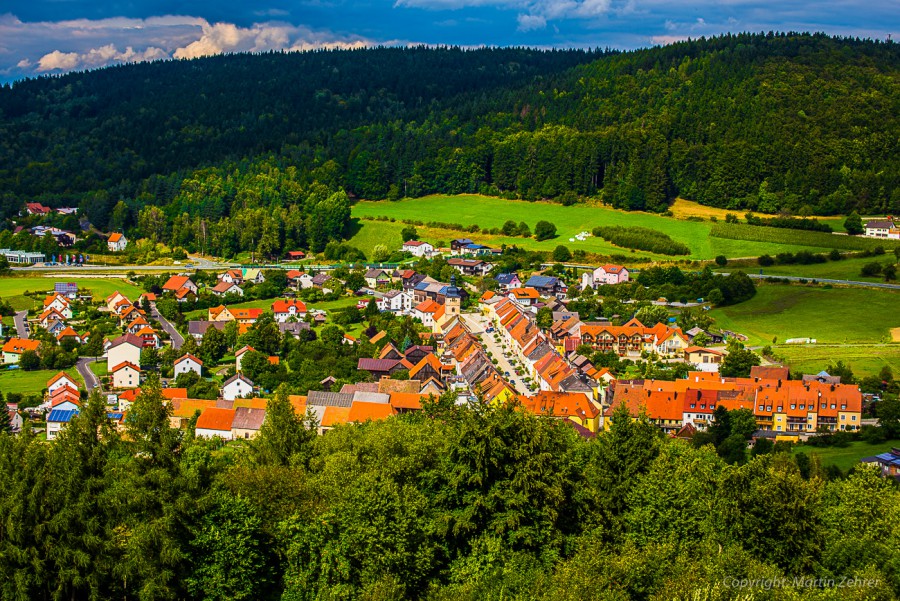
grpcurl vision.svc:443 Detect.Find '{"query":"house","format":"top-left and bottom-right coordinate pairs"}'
top-left (219, 269), bottom-right (244, 285)
top-left (378, 289), bottom-right (411, 313)
top-left (222, 374), bottom-right (255, 401)
top-left (235, 346), bottom-right (255, 372)
top-left (447, 258), bottom-right (491, 277)
top-left (56, 326), bottom-right (81, 345)
top-left (105, 291), bottom-right (128, 313)
top-left (524, 275), bottom-right (567, 299)
top-left (272, 299), bottom-right (307, 323)
top-left (107, 232), bottom-right (127, 252)
top-left (210, 281), bottom-right (243, 297)
top-left (25, 202), bottom-right (51, 216)
top-left (279, 321), bottom-right (311, 338)
top-left (285, 250), bottom-right (306, 260)
top-left (364, 268), bottom-right (392, 288)
top-left (195, 407), bottom-right (236, 440)
top-left (111, 362), bottom-right (141, 389)
top-left (2, 338), bottom-right (40, 364)
top-left (862, 448), bottom-right (900, 480)
top-left (508, 287), bottom-right (541, 307)
top-left (174, 354), bottom-right (203, 377)
top-left (402, 240), bottom-right (435, 257)
top-left (53, 282), bottom-right (79, 299)
top-left (162, 275), bottom-right (198, 295)
top-left (286, 270), bottom-right (314, 289)
top-left (6, 403), bottom-right (23, 433)
top-left (188, 320), bottom-right (227, 340)
top-left (107, 333), bottom-right (143, 372)
top-left (450, 238), bottom-right (475, 252)
top-left (127, 316), bottom-right (151, 335)
top-left (864, 219), bottom-right (899, 239)
top-left (48, 371), bottom-right (79, 394)
top-left (519, 391), bottom-right (603, 433)
top-left (135, 327), bottom-right (161, 349)
top-left (495, 273), bottom-right (521, 292)
top-left (242, 269), bottom-right (265, 284)
top-left (174, 287), bottom-right (196, 303)
top-left (43, 293), bottom-right (72, 317)
top-left (357, 358), bottom-right (408, 380)
top-left (582, 264), bottom-right (629, 289)
top-left (47, 408), bottom-right (78, 440)
top-left (208, 305), bottom-right (235, 322)
top-left (39, 308), bottom-right (69, 329)
top-left (411, 300), bottom-right (440, 327)
top-left (231, 407), bottom-right (266, 439)
top-left (684, 347), bottom-right (724, 370)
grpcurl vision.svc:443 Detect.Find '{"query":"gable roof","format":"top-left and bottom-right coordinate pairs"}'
top-left (348, 401), bottom-right (396, 422)
top-left (109, 333), bottom-right (143, 350)
top-left (111, 361), bottom-right (141, 373)
top-left (163, 275), bottom-right (193, 291)
top-left (108, 232), bottom-right (124, 242)
top-left (175, 353), bottom-right (204, 366)
top-left (47, 371), bottom-right (77, 388)
top-left (222, 374), bottom-right (254, 388)
top-left (231, 407), bottom-right (266, 430)
top-left (196, 407), bottom-right (236, 431)
top-left (2, 338), bottom-right (41, 354)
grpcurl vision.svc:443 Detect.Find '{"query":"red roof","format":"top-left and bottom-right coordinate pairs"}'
top-left (272, 299), bottom-right (307, 313)
top-left (196, 407), bottom-right (236, 431)
top-left (108, 233), bottom-right (124, 242)
top-left (348, 401), bottom-right (396, 422)
top-left (111, 361), bottom-right (141, 373)
top-left (175, 353), bottom-right (203, 366)
top-left (163, 275), bottom-right (192, 291)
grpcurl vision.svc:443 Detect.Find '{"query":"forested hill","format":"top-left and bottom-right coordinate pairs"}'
top-left (0, 34), bottom-right (898, 219)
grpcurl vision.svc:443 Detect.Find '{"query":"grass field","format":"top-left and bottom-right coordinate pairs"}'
top-left (715, 255), bottom-right (898, 283)
top-left (0, 367), bottom-right (85, 396)
top-left (791, 439), bottom-right (900, 471)
top-left (669, 198), bottom-right (847, 232)
top-left (351, 195), bottom-right (840, 261)
top-left (0, 277), bottom-right (145, 312)
top-left (709, 284), bottom-right (900, 346)
top-left (775, 345), bottom-right (900, 379)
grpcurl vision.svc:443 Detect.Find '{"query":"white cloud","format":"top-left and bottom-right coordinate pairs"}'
top-left (394, 0), bottom-right (619, 31)
top-left (2, 13), bottom-right (378, 76)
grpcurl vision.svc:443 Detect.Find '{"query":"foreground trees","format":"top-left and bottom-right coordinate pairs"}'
top-left (0, 393), bottom-right (898, 600)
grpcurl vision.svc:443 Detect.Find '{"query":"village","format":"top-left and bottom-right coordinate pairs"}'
top-left (1, 229), bottom-right (880, 474)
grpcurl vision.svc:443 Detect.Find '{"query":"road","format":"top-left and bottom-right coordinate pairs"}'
top-left (746, 273), bottom-right (900, 290)
top-left (76, 357), bottom-right (101, 391)
top-left (13, 311), bottom-right (29, 338)
top-left (461, 312), bottom-right (533, 397)
top-left (150, 303), bottom-right (184, 350)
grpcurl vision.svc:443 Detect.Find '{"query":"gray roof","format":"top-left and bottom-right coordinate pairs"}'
top-left (866, 219), bottom-right (895, 229)
top-left (222, 374), bottom-right (254, 388)
top-left (340, 382), bottom-right (380, 394)
top-left (188, 320), bottom-right (227, 336)
top-left (232, 407), bottom-right (266, 430)
top-left (279, 321), bottom-right (310, 336)
top-left (307, 390), bottom-right (354, 407)
top-left (525, 275), bottom-right (560, 289)
top-left (358, 358), bottom-right (401, 372)
top-left (109, 333), bottom-right (143, 349)
top-left (351, 391), bottom-right (391, 404)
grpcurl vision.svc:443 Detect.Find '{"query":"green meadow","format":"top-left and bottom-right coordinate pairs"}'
top-left (0, 368), bottom-right (85, 396)
top-left (791, 440), bottom-right (900, 471)
top-left (709, 284), bottom-right (900, 346)
top-left (0, 277), bottom-right (145, 312)
top-left (350, 195), bottom-right (841, 261)
top-left (716, 255), bottom-right (898, 283)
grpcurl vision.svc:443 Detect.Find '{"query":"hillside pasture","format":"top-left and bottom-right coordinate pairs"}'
top-left (351, 195), bottom-right (840, 261)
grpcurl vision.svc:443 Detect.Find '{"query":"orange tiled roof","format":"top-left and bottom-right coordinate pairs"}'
top-left (348, 401), bottom-right (396, 422)
top-left (196, 407), bottom-right (235, 431)
top-left (2, 338), bottom-right (40, 354)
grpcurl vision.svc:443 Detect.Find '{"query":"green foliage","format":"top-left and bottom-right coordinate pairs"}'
top-left (593, 225), bottom-right (691, 255)
top-left (714, 255), bottom-right (728, 266)
top-left (719, 346), bottom-right (761, 378)
top-left (844, 211), bottom-right (864, 235)
top-left (552, 245), bottom-right (571, 262)
top-left (533, 220), bottom-right (557, 241)
top-left (712, 222), bottom-right (900, 252)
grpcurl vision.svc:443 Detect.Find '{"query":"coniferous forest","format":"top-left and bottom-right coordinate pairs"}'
top-left (1, 33), bottom-right (897, 227)
top-left (1, 380), bottom-right (899, 601)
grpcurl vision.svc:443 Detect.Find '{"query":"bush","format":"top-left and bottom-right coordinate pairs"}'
top-left (758, 254), bottom-right (775, 266)
top-left (593, 225), bottom-right (690, 256)
top-left (534, 221), bottom-right (557, 241)
top-left (714, 255), bottom-right (728, 267)
top-left (861, 262), bottom-right (883, 277)
top-left (552, 245), bottom-right (572, 262)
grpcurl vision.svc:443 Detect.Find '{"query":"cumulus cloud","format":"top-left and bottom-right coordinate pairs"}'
top-left (2, 13), bottom-right (376, 77)
top-left (394, 0), bottom-right (618, 30)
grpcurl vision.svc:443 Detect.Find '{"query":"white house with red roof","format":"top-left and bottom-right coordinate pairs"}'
top-left (174, 353), bottom-right (203, 377)
top-left (235, 346), bottom-right (255, 372)
top-left (112, 362), bottom-right (141, 389)
top-left (107, 232), bottom-right (127, 251)
top-left (401, 240), bottom-right (435, 257)
top-left (43, 293), bottom-right (72, 318)
top-left (271, 299), bottom-right (307, 323)
top-left (47, 371), bottom-right (79, 395)
top-left (107, 334), bottom-right (142, 372)
top-left (210, 280), bottom-right (243, 297)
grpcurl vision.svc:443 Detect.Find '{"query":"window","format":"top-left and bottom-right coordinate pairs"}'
top-left (841, 404), bottom-right (846, 410)
top-left (790, 404), bottom-right (796, 410)
top-left (690, 404), bottom-right (696, 409)
top-left (777, 406), bottom-right (783, 412)
top-left (831, 404), bottom-right (836, 409)
top-left (758, 405), bottom-right (764, 411)
top-left (776, 426), bottom-right (782, 432)
top-left (852, 415), bottom-right (857, 421)
top-left (840, 415), bottom-right (845, 420)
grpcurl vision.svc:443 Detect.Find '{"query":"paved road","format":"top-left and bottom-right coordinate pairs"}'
top-left (150, 303), bottom-right (184, 350)
top-left (461, 312), bottom-right (533, 397)
top-left (13, 311), bottom-right (29, 338)
top-left (76, 357), bottom-right (101, 391)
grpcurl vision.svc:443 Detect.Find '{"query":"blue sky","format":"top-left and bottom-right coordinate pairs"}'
top-left (0, 0), bottom-right (896, 80)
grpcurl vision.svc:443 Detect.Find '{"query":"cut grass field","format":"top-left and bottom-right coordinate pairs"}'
top-left (776, 345), bottom-right (900, 380)
top-left (0, 277), bottom-right (145, 312)
top-left (0, 367), bottom-right (85, 396)
top-left (351, 195), bottom-right (840, 261)
top-left (791, 439), bottom-right (900, 471)
top-left (709, 284), bottom-right (900, 346)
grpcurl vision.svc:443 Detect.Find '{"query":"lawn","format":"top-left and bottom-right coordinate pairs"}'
top-left (709, 284), bottom-right (900, 346)
top-left (791, 439), bottom-right (900, 471)
top-left (0, 276), bottom-right (145, 312)
top-left (351, 195), bottom-right (838, 261)
top-left (0, 367), bottom-right (85, 396)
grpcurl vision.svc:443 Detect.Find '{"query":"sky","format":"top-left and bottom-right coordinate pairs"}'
top-left (0, 0), bottom-right (896, 81)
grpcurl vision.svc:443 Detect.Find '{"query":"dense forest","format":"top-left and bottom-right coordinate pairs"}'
top-left (1, 33), bottom-right (897, 230)
top-left (2, 379), bottom-right (898, 601)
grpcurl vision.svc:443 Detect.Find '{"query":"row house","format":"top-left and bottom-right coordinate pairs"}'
top-left (575, 318), bottom-right (689, 357)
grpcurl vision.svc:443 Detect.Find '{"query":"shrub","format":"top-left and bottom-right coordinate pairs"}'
top-left (534, 221), bottom-right (557, 241)
top-left (715, 255), bottom-right (728, 267)
top-left (861, 262), bottom-right (882, 277)
top-left (552, 245), bottom-right (572, 262)
top-left (593, 225), bottom-right (690, 256)
top-left (758, 254), bottom-right (775, 266)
